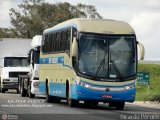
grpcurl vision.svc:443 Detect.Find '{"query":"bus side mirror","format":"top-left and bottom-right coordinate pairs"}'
top-left (71, 37), bottom-right (78, 57)
top-left (137, 41), bottom-right (145, 60)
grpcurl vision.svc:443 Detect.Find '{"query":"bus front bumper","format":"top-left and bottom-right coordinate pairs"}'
top-left (71, 84), bottom-right (136, 102)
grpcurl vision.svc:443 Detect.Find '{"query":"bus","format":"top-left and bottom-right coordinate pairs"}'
top-left (39, 18), bottom-right (144, 110)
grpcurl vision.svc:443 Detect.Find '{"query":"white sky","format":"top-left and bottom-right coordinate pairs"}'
top-left (0, 0), bottom-right (160, 60)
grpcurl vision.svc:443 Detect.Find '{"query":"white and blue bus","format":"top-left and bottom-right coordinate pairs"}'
top-left (39, 18), bottom-right (144, 109)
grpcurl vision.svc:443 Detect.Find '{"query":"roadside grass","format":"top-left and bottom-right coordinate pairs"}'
top-left (136, 64), bottom-right (160, 102)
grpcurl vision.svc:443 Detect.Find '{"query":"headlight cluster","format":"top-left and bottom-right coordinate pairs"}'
top-left (3, 79), bottom-right (10, 83)
top-left (79, 81), bottom-right (91, 88)
top-left (33, 82), bottom-right (39, 88)
top-left (124, 84), bottom-right (135, 90)
top-left (77, 80), bottom-right (135, 92)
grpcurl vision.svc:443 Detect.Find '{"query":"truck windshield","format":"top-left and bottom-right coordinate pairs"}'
top-left (78, 33), bottom-right (136, 81)
top-left (4, 57), bottom-right (29, 67)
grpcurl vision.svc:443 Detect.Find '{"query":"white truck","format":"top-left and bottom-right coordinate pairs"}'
top-left (18, 35), bottom-right (42, 98)
top-left (0, 38), bottom-right (31, 93)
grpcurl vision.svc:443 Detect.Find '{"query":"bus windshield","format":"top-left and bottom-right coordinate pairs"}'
top-left (78, 33), bottom-right (136, 81)
top-left (4, 57), bottom-right (29, 67)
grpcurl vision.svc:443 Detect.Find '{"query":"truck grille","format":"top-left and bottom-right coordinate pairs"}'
top-left (9, 72), bottom-right (28, 78)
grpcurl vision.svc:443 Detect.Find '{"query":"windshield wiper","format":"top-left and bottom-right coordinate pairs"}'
top-left (93, 47), bottom-right (107, 79)
top-left (110, 60), bottom-right (124, 81)
top-left (93, 58), bottom-right (105, 79)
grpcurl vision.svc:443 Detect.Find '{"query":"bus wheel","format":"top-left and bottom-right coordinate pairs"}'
top-left (84, 101), bottom-right (98, 106)
top-left (46, 82), bottom-right (53, 103)
top-left (68, 98), bottom-right (79, 107)
top-left (66, 81), bottom-right (79, 107)
top-left (109, 101), bottom-right (125, 110)
top-left (28, 85), bottom-right (35, 98)
top-left (53, 97), bottom-right (61, 103)
top-left (116, 102), bottom-right (125, 110)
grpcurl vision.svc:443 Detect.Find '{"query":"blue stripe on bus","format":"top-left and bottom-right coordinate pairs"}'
top-left (39, 81), bottom-right (135, 102)
top-left (70, 84), bottom-right (136, 102)
top-left (40, 57), bottom-right (73, 70)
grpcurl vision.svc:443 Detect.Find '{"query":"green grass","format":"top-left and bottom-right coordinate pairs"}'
top-left (136, 64), bottom-right (160, 102)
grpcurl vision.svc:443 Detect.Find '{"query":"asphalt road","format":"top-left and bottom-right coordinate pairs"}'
top-left (0, 90), bottom-right (160, 120)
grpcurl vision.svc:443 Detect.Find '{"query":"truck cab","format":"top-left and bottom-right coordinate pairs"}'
top-left (0, 56), bottom-right (30, 93)
top-left (18, 35), bottom-right (42, 98)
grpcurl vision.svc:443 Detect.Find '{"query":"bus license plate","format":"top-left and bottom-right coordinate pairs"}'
top-left (102, 94), bottom-right (112, 98)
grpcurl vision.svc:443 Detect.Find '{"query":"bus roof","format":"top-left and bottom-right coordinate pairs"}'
top-left (43, 18), bottom-right (135, 35)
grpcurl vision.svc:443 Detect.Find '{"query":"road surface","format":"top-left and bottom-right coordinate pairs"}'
top-left (0, 90), bottom-right (159, 120)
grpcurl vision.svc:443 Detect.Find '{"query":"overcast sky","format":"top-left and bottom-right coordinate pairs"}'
top-left (0, 0), bottom-right (160, 60)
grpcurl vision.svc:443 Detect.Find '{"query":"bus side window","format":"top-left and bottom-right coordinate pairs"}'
top-left (57, 32), bottom-right (61, 52)
top-left (45, 34), bottom-right (48, 53)
top-left (63, 31), bottom-right (67, 52)
top-left (46, 35), bottom-right (49, 53)
top-left (52, 33), bottom-right (55, 53)
top-left (55, 33), bottom-right (58, 52)
top-left (59, 32), bottom-right (63, 52)
top-left (42, 35), bottom-right (46, 53)
top-left (66, 30), bottom-right (70, 51)
top-left (61, 31), bottom-right (66, 52)
top-left (49, 34), bottom-right (52, 53)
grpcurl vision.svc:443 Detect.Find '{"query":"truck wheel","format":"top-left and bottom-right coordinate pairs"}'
top-left (46, 82), bottom-right (53, 103)
top-left (16, 88), bottom-right (19, 94)
top-left (28, 86), bottom-right (35, 98)
top-left (18, 81), bottom-right (21, 94)
top-left (1, 88), bottom-right (5, 93)
top-left (0, 84), bottom-right (1, 92)
top-left (21, 81), bottom-right (26, 97)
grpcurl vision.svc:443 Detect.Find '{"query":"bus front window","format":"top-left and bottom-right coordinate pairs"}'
top-left (109, 36), bottom-right (136, 79)
top-left (78, 33), bottom-right (136, 81)
top-left (78, 33), bottom-right (108, 78)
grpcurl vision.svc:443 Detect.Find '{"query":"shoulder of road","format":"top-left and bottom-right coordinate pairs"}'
top-left (134, 101), bottom-right (160, 104)
top-left (127, 101), bottom-right (160, 109)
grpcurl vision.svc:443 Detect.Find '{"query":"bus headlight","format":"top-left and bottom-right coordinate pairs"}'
top-left (79, 81), bottom-right (91, 88)
top-left (124, 84), bottom-right (135, 90)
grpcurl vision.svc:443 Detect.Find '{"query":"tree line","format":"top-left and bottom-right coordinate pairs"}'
top-left (0, 0), bottom-right (102, 38)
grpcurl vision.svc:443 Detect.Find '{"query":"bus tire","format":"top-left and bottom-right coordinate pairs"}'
top-left (84, 100), bottom-right (98, 106)
top-left (68, 98), bottom-right (79, 107)
top-left (46, 81), bottom-right (53, 103)
top-left (53, 97), bottom-right (61, 103)
top-left (109, 101), bottom-right (125, 110)
top-left (116, 102), bottom-right (125, 110)
top-left (66, 81), bottom-right (79, 107)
